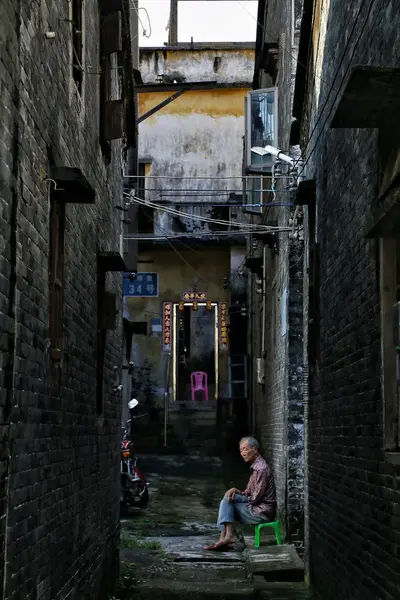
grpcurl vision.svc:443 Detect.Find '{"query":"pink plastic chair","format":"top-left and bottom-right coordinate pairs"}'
top-left (190, 371), bottom-right (209, 402)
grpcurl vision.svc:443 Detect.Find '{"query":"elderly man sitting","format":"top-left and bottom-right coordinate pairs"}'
top-left (205, 436), bottom-right (276, 551)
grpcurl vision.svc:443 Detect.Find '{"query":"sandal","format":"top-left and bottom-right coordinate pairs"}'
top-left (203, 540), bottom-right (234, 552)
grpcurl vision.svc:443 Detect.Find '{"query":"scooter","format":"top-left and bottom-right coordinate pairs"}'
top-left (120, 399), bottom-right (149, 515)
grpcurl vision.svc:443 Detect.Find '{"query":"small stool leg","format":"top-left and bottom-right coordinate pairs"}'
top-left (274, 523), bottom-right (282, 545)
top-left (254, 526), bottom-right (260, 548)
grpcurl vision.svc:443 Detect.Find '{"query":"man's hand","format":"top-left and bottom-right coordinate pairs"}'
top-left (225, 487), bottom-right (237, 501)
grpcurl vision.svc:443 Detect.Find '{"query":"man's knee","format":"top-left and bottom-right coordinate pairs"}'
top-left (220, 496), bottom-right (229, 507)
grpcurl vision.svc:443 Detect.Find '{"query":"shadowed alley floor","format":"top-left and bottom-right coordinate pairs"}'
top-left (116, 455), bottom-right (320, 600)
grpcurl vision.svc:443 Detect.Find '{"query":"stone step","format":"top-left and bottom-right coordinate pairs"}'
top-left (244, 545), bottom-right (304, 583)
top-left (253, 578), bottom-right (316, 598)
top-left (168, 412), bottom-right (217, 422)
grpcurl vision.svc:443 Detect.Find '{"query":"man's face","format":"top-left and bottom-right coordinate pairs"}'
top-left (239, 441), bottom-right (258, 463)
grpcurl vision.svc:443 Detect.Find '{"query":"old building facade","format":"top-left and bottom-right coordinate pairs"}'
top-left (0, 1), bottom-right (136, 598)
top-left (123, 43), bottom-right (254, 450)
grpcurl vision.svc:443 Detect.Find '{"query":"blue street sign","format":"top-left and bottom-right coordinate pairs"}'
top-left (123, 272), bottom-right (159, 297)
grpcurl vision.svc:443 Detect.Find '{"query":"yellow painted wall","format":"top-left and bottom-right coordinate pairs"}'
top-left (139, 88), bottom-right (250, 120)
top-left (124, 247), bottom-right (231, 404)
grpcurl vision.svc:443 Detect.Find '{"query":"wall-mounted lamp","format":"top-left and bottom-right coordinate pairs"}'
top-left (251, 145), bottom-right (295, 167)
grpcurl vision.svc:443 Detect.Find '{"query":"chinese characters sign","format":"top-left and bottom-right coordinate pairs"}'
top-left (182, 291), bottom-right (207, 301)
top-left (163, 302), bottom-right (172, 351)
top-left (219, 302), bottom-right (228, 349)
top-left (123, 272), bottom-right (158, 297)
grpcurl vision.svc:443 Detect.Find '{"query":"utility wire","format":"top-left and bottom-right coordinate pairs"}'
top-left (125, 193), bottom-right (292, 231)
top-left (238, 0), bottom-right (376, 177)
top-left (141, 206), bottom-right (218, 288)
top-left (296, 0), bottom-right (375, 177)
top-left (130, 1), bottom-right (152, 38)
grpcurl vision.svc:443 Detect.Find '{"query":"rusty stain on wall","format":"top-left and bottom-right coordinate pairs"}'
top-left (140, 46), bottom-right (255, 85)
top-left (139, 88), bottom-right (249, 119)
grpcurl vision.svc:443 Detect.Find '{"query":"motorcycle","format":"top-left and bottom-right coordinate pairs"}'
top-left (120, 399), bottom-right (149, 515)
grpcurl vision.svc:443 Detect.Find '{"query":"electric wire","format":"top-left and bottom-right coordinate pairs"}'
top-left (296, 0), bottom-right (375, 178)
top-left (125, 174), bottom-right (294, 180)
top-left (130, 1), bottom-right (152, 38)
top-left (126, 192), bottom-right (258, 230)
top-left (124, 193), bottom-right (292, 232)
top-left (238, 0), bottom-right (376, 177)
top-left (141, 206), bottom-right (218, 288)
top-left (124, 229), bottom-right (288, 239)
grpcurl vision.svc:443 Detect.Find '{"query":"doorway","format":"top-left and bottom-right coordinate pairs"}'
top-left (172, 302), bottom-right (219, 402)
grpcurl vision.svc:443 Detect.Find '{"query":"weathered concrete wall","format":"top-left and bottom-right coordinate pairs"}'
top-left (140, 46), bottom-right (255, 85)
top-left (0, 1), bottom-right (130, 597)
top-left (298, 0), bottom-right (400, 598)
top-left (124, 247), bottom-right (232, 404)
top-left (139, 88), bottom-right (248, 235)
top-left (138, 46), bottom-right (253, 235)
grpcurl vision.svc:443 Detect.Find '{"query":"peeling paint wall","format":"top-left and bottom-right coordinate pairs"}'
top-left (138, 46), bottom-right (253, 235)
top-left (140, 47), bottom-right (255, 85)
top-left (133, 46), bottom-right (252, 404)
top-left (124, 248), bottom-right (231, 404)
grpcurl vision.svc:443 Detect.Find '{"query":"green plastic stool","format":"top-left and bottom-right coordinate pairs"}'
top-left (254, 521), bottom-right (282, 548)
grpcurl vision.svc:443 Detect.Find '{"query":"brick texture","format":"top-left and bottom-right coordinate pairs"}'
top-left (301, 0), bottom-right (400, 598)
top-left (0, 2), bottom-right (129, 598)
top-left (250, 0), bottom-right (305, 546)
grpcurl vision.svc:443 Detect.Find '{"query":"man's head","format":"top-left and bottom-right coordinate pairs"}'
top-left (239, 436), bottom-right (260, 463)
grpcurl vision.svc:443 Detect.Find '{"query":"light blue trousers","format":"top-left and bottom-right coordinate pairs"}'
top-left (217, 494), bottom-right (267, 531)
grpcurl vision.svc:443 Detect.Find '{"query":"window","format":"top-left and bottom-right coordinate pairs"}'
top-left (99, 10), bottom-right (124, 159)
top-left (244, 88), bottom-right (278, 174)
top-left (138, 206), bottom-right (154, 234)
top-left (49, 197), bottom-right (66, 362)
top-left (380, 238), bottom-right (400, 452)
top-left (132, 321), bottom-right (148, 335)
top-left (71, 0), bottom-right (84, 94)
top-left (243, 174), bottom-right (266, 215)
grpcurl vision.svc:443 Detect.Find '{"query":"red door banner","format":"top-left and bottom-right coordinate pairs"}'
top-left (163, 302), bottom-right (172, 352)
top-left (219, 302), bottom-right (228, 349)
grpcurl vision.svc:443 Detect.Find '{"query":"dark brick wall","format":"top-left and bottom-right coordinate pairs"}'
top-left (287, 234), bottom-right (305, 545)
top-left (0, 2), bottom-right (129, 598)
top-left (300, 0), bottom-right (400, 598)
top-left (250, 0), bottom-right (305, 545)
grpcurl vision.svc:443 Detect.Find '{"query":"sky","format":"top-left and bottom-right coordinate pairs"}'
top-left (137, 0), bottom-right (258, 46)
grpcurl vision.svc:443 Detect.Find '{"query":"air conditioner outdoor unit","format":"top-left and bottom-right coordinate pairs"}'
top-left (256, 358), bottom-right (265, 384)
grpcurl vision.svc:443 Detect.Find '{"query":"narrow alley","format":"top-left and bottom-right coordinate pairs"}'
top-left (116, 454), bottom-right (317, 600)
top-left (1, 0), bottom-right (400, 599)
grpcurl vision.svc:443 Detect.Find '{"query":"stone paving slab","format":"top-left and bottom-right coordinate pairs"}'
top-left (244, 545), bottom-right (304, 581)
top-left (159, 563), bottom-right (247, 582)
top-left (258, 582), bottom-right (319, 599)
top-left (118, 455), bottom-right (313, 600)
top-left (144, 535), bottom-right (244, 562)
top-left (133, 579), bottom-right (254, 599)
